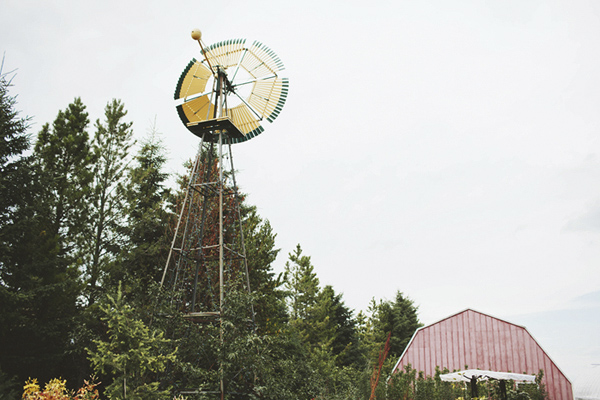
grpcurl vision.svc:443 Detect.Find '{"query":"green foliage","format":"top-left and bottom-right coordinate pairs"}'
top-left (34, 97), bottom-right (93, 253)
top-left (0, 81), bottom-right (82, 385)
top-left (0, 62), bottom-right (30, 228)
top-left (362, 291), bottom-right (423, 363)
top-left (84, 99), bottom-right (135, 304)
top-left (284, 244), bottom-right (320, 321)
top-left (506, 370), bottom-right (548, 400)
top-left (106, 124), bottom-right (171, 310)
top-left (87, 284), bottom-right (176, 399)
top-left (0, 61), bottom-right (33, 392)
top-left (2, 83), bottom-right (554, 400)
top-left (243, 205), bottom-right (286, 334)
top-left (0, 367), bottom-right (19, 400)
top-left (316, 285), bottom-right (364, 368)
top-left (385, 365), bottom-right (549, 400)
top-left (251, 325), bottom-right (323, 400)
top-left (278, 246), bottom-right (374, 398)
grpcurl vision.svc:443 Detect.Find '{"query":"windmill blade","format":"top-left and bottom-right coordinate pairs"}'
top-left (174, 59), bottom-right (212, 100)
top-left (247, 77), bottom-right (289, 123)
top-left (202, 38), bottom-right (248, 70)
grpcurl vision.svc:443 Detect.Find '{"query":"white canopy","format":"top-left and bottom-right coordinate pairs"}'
top-left (440, 369), bottom-right (536, 383)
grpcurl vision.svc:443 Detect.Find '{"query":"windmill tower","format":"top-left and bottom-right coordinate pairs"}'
top-left (159, 29), bottom-right (288, 399)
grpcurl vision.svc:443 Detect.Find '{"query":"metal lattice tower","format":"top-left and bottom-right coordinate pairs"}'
top-left (160, 134), bottom-right (251, 318)
top-left (159, 29), bottom-right (288, 399)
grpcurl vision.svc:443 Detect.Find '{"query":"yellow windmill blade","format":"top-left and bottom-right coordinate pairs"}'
top-left (175, 38), bottom-right (289, 144)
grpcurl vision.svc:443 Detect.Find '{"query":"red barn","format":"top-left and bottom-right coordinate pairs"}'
top-left (391, 309), bottom-right (573, 400)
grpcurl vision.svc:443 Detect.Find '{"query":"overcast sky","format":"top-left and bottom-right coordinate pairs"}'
top-left (2, 0), bottom-right (600, 383)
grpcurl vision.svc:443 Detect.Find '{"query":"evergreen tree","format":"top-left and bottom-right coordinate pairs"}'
top-left (34, 97), bottom-right (93, 256)
top-left (110, 126), bottom-right (170, 303)
top-left (0, 61), bottom-right (34, 398)
top-left (253, 327), bottom-right (324, 400)
top-left (281, 246), bottom-right (366, 398)
top-left (0, 62), bottom-right (30, 230)
top-left (84, 99), bottom-right (135, 304)
top-left (87, 284), bottom-right (176, 400)
top-left (0, 64), bottom-right (31, 285)
top-left (283, 244), bottom-right (320, 322)
top-left (315, 285), bottom-right (364, 368)
top-left (0, 77), bottom-right (82, 388)
top-left (30, 98), bottom-right (94, 384)
top-left (69, 100), bottom-right (137, 385)
top-left (242, 205), bottom-right (286, 333)
top-left (362, 291), bottom-right (423, 361)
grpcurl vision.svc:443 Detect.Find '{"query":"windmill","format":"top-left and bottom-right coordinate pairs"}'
top-left (159, 29), bottom-right (288, 399)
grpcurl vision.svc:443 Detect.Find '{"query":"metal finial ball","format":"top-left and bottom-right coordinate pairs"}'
top-left (191, 29), bottom-right (202, 41)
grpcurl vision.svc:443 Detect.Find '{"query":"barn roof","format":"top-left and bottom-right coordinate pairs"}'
top-left (391, 308), bottom-right (573, 400)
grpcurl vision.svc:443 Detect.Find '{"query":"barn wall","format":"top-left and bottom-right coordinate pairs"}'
top-left (393, 309), bottom-right (573, 400)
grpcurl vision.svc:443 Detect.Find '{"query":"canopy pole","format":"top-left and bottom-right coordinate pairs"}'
top-left (470, 376), bottom-right (478, 398)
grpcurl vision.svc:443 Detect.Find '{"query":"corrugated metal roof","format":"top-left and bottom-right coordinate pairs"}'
top-left (391, 309), bottom-right (573, 400)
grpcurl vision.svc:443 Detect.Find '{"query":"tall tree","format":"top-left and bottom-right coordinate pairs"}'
top-left (34, 97), bottom-right (93, 256)
top-left (283, 244), bottom-right (320, 322)
top-left (84, 99), bottom-right (134, 303)
top-left (280, 247), bottom-right (366, 398)
top-left (0, 64), bottom-right (32, 284)
top-left (362, 291), bottom-right (423, 361)
top-left (110, 126), bottom-right (170, 302)
top-left (87, 284), bottom-right (176, 400)
top-left (0, 85), bottom-right (84, 387)
top-left (0, 61), bottom-right (35, 398)
top-left (242, 205), bottom-right (286, 333)
top-left (314, 285), bottom-right (364, 368)
top-left (30, 98), bottom-right (94, 384)
top-left (0, 63), bottom-right (30, 231)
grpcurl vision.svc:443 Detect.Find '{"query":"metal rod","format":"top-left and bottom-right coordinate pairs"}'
top-left (217, 70), bottom-right (225, 400)
top-left (230, 89), bottom-right (264, 121)
top-left (228, 143), bottom-right (256, 323)
top-left (160, 134), bottom-right (205, 287)
top-left (196, 39), bottom-right (214, 73)
top-left (190, 142), bottom-right (215, 313)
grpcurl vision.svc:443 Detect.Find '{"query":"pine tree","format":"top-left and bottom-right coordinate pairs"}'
top-left (0, 62), bottom-right (30, 230)
top-left (315, 285), bottom-right (364, 368)
top-left (28, 98), bottom-right (93, 383)
top-left (34, 98), bottom-right (93, 255)
top-left (110, 126), bottom-right (170, 303)
top-left (362, 291), bottom-right (422, 361)
top-left (0, 60), bottom-right (35, 398)
top-left (283, 244), bottom-right (320, 321)
top-left (242, 205), bottom-right (286, 333)
top-left (0, 75), bottom-right (82, 388)
top-left (280, 247), bottom-right (365, 398)
top-left (87, 284), bottom-right (176, 400)
top-left (84, 99), bottom-right (135, 303)
top-left (0, 64), bottom-right (31, 282)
